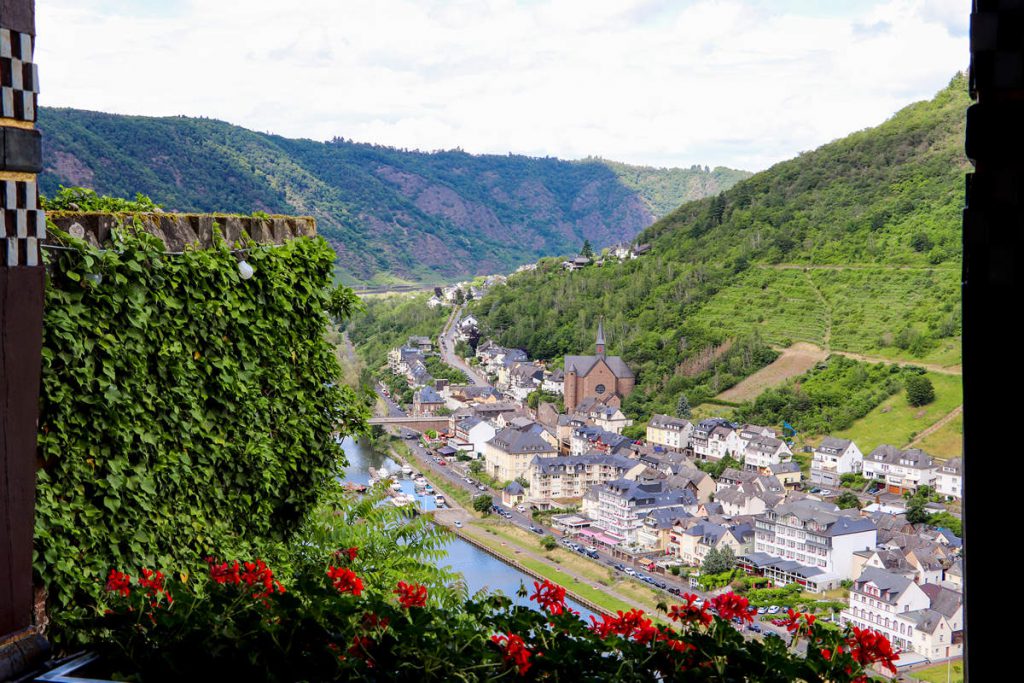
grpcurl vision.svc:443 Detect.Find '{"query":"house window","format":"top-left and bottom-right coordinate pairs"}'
top-left (595, 384), bottom-right (606, 394)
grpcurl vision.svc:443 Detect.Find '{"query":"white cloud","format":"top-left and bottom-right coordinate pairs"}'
top-left (35, 0), bottom-right (968, 171)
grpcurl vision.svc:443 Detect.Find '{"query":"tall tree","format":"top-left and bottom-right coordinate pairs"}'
top-left (676, 393), bottom-right (692, 419)
top-left (581, 240), bottom-right (594, 259)
top-left (905, 375), bottom-right (935, 406)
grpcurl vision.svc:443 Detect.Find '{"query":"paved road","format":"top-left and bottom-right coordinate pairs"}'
top-left (438, 305), bottom-right (488, 386)
top-left (375, 382), bottom-right (406, 417)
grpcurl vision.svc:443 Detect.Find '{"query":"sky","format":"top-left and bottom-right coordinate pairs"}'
top-left (36, 0), bottom-right (969, 172)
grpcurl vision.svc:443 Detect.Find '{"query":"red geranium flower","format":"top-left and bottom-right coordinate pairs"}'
top-left (783, 608), bottom-right (816, 637)
top-left (394, 581), bottom-right (427, 608)
top-left (711, 592), bottom-right (756, 624)
top-left (847, 626), bottom-right (900, 674)
top-left (240, 559), bottom-right (286, 599)
top-left (492, 632), bottom-right (534, 676)
top-left (105, 569), bottom-right (131, 597)
top-left (327, 566), bottom-right (363, 596)
top-left (667, 593), bottom-right (713, 628)
top-left (207, 558), bottom-right (241, 585)
top-left (529, 579), bottom-right (567, 615)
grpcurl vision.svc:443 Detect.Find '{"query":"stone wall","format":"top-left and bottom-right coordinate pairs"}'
top-left (45, 212), bottom-right (317, 251)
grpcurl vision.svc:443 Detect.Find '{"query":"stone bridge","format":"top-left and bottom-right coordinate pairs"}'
top-left (367, 416), bottom-right (450, 434)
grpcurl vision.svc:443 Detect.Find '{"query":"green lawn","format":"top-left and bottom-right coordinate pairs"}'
top-left (914, 413), bottom-right (963, 458)
top-left (835, 372), bottom-right (963, 454)
top-left (909, 660), bottom-right (963, 683)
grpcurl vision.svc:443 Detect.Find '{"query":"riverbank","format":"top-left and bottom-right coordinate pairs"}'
top-left (380, 437), bottom-right (671, 621)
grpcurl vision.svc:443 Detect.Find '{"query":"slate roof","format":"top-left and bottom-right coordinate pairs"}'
top-left (564, 354), bottom-right (634, 378)
top-left (648, 414), bottom-right (691, 431)
top-left (852, 567), bottom-right (913, 604)
top-left (416, 386), bottom-right (443, 403)
top-left (489, 427), bottom-right (557, 455)
top-left (767, 499), bottom-right (877, 537)
top-left (817, 436), bottom-right (854, 455)
top-left (505, 481), bottom-right (525, 495)
top-left (530, 453), bottom-right (635, 476)
top-left (867, 444), bottom-right (935, 469)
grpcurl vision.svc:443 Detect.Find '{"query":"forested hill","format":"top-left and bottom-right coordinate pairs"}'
top-left (472, 74), bottom-right (968, 421)
top-left (37, 108), bottom-right (748, 285)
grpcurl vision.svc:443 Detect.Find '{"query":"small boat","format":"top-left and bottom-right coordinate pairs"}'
top-left (424, 484), bottom-right (434, 494)
top-left (402, 464), bottom-right (414, 475)
top-left (391, 481), bottom-right (403, 492)
top-left (434, 495), bottom-right (446, 507)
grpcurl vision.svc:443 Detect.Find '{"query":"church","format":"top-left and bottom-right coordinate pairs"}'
top-left (563, 321), bottom-right (635, 413)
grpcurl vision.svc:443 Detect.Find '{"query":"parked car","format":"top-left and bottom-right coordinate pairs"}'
top-left (667, 587), bottom-right (682, 596)
top-left (750, 624), bottom-right (762, 633)
top-left (517, 505), bottom-right (526, 513)
top-left (624, 568), bottom-right (637, 577)
top-left (477, 484), bottom-right (487, 491)
top-left (454, 521), bottom-right (462, 529)
top-left (530, 526), bottom-right (544, 535)
top-left (437, 459), bottom-right (447, 466)
top-left (758, 607), bottom-right (768, 614)
top-left (614, 564), bottom-right (626, 572)
top-left (767, 605), bottom-right (781, 614)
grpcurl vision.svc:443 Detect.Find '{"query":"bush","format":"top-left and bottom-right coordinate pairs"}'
top-left (540, 535), bottom-right (558, 551)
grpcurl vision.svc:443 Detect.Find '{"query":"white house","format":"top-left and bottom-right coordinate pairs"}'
top-left (811, 437), bottom-right (864, 487)
top-left (862, 445), bottom-right (937, 495)
top-left (447, 417), bottom-right (497, 459)
top-left (841, 568), bottom-right (963, 660)
top-left (692, 418), bottom-right (743, 461)
top-left (933, 457), bottom-right (962, 500)
top-left (742, 435), bottom-right (793, 471)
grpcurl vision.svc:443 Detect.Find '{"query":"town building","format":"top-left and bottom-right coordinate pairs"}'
top-left (862, 445), bottom-right (937, 495)
top-left (692, 418), bottom-right (742, 461)
top-left (563, 321), bottom-right (635, 413)
top-left (412, 386), bottom-right (445, 416)
top-left (526, 452), bottom-right (637, 504)
top-left (446, 416), bottom-right (497, 459)
top-left (746, 498), bottom-right (877, 591)
top-left (840, 568), bottom-right (963, 660)
top-left (742, 435), bottom-right (793, 471)
top-left (585, 479), bottom-right (698, 545)
top-left (484, 424), bottom-right (558, 482)
top-left (933, 457), bottom-right (962, 500)
top-left (811, 437), bottom-right (864, 488)
top-left (646, 414), bottom-right (693, 452)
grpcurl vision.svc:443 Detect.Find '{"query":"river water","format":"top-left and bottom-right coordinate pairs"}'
top-left (340, 437), bottom-right (595, 620)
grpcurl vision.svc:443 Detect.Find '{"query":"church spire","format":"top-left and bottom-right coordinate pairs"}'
top-left (596, 318), bottom-right (605, 358)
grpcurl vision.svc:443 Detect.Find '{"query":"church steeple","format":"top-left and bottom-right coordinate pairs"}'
top-left (596, 318), bottom-right (605, 358)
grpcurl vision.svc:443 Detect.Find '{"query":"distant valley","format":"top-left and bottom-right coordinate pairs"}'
top-left (37, 108), bottom-right (749, 285)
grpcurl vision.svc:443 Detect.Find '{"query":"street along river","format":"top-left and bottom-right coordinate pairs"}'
top-left (340, 436), bottom-right (595, 620)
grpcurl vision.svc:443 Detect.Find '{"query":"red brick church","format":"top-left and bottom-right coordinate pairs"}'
top-left (563, 321), bottom-right (635, 413)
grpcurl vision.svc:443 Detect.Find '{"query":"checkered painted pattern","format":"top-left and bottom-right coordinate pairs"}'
top-left (0, 28), bottom-right (38, 122)
top-left (1, 179), bottom-right (44, 266)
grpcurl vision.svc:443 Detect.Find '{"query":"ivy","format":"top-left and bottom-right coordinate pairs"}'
top-left (35, 220), bottom-right (369, 620)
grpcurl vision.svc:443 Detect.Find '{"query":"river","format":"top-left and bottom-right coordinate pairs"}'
top-left (340, 436), bottom-right (594, 620)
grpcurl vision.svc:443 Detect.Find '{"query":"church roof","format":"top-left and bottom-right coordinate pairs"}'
top-left (564, 354), bottom-right (634, 378)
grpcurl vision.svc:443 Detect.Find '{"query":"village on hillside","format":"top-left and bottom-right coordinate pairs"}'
top-left (380, 314), bottom-right (964, 668)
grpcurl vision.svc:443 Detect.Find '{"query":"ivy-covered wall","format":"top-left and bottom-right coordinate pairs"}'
top-left (34, 219), bottom-right (367, 616)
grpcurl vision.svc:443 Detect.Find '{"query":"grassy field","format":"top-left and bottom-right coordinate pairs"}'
top-left (834, 372), bottom-right (963, 455)
top-left (691, 267), bottom-right (960, 364)
top-left (914, 413), bottom-right (963, 458)
top-left (716, 342), bottom-right (827, 402)
top-left (691, 403), bottom-right (736, 421)
top-left (908, 660), bottom-right (963, 683)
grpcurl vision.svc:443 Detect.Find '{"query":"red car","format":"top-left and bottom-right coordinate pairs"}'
top-left (437, 459), bottom-right (447, 466)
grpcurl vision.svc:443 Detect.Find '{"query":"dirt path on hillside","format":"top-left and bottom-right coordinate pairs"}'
top-left (905, 405), bottom-right (964, 449)
top-left (717, 342), bottom-right (827, 402)
top-left (803, 270), bottom-right (833, 352)
top-left (829, 350), bottom-right (962, 376)
top-left (756, 263), bottom-right (958, 272)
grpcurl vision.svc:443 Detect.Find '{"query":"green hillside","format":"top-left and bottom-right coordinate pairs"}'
top-left (37, 108), bottom-right (748, 285)
top-left (471, 74), bottom-right (968, 421)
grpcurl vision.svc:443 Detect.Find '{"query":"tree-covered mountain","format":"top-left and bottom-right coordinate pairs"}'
top-left (37, 108), bottom-right (748, 285)
top-left (471, 74), bottom-right (968, 421)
